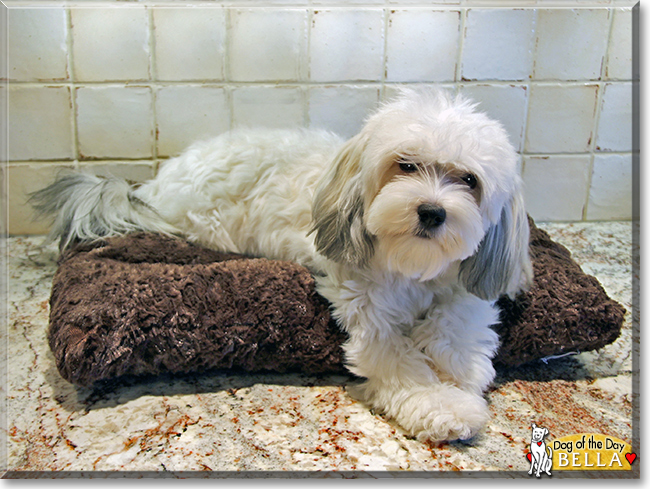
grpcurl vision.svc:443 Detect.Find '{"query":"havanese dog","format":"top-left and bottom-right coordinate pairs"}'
top-left (32, 87), bottom-right (532, 442)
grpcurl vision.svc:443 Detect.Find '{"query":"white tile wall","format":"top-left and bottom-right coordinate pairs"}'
top-left (228, 9), bottom-right (307, 82)
top-left (596, 82), bottom-right (633, 152)
top-left (606, 7), bottom-right (634, 80)
top-left (309, 9), bottom-right (384, 82)
top-left (386, 9), bottom-right (461, 83)
top-left (8, 86), bottom-right (74, 161)
top-left (533, 9), bottom-right (610, 81)
top-left (76, 86), bottom-right (154, 159)
top-left (78, 161), bottom-right (156, 184)
top-left (388, 0), bottom-right (461, 3)
top-left (458, 84), bottom-right (528, 152)
top-left (71, 7), bottom-right (151, 82)
top-left (153, 8), bottom-right (226, 82)
top-left (7, 8), bottom-right (69, 82)
top-left (522, 155), bottom-right (591, 221)
top-left (587, 153), bottom-right (633, 220)
top-left (461, 9), bottom-right (535, 81)
top-left (7, 162), bottom-right (76, 235)
top-left (308, 85), bottom-right (380, 138)
top-left (4, 1), bottom-right (638, 232)
top-left (315, 0), bottom-right (385, 4)
top-left (155, 86), bottom-right (230, 157)
top-left (525, 83), bottom-right (599, 154)
top-left (232, 86), bottom-right (305, 128)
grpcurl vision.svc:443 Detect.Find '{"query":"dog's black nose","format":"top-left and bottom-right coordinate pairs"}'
top-left (418, 204), bottom-right (446, 229)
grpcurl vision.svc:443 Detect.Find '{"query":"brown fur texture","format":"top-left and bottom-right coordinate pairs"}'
top-left (48, 219), bottom-right (625, 387)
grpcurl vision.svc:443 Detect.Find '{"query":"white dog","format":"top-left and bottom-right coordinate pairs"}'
top-left (528, 423), bottom-right (553, 477)
top-left (32, 87), bottom-right (532, 442)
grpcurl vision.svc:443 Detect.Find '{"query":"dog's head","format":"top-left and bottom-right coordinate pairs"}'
top-left (311, 87), bottom-right (532, 300)
top-left (531, 423), bottom-right (549, 443)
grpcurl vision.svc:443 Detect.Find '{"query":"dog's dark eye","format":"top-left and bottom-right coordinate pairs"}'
top-left (399, 161), bottom-right (418, 173)
top-left (461, 173), bottom-right (477, 189)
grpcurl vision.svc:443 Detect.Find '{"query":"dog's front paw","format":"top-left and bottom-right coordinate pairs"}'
top-left (357, 381), bottom-right (490, 443)
top-left (412, 387), bottom-right (490, 442)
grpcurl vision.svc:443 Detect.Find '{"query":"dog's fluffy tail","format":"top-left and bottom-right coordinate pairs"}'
top-left (29, 172), bottom-right (178, 251)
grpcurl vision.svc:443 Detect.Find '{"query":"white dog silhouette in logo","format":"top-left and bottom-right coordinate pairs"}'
top-left (528, 423), bottom-right (553, 477)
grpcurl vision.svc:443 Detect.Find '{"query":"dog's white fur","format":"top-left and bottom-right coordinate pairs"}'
top-left (33, 87), bottom-right (533, 442)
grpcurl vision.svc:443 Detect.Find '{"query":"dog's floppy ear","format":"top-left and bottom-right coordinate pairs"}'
top-left (459, 188), bottom-right (533, 301)
top-left (310, 133), bottom-right (375, 267)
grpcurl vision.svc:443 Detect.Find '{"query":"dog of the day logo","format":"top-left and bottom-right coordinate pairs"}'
top-left (527, 423), bottom-right (553, 477)
top-left (526, 424), bottom-right (636, 474)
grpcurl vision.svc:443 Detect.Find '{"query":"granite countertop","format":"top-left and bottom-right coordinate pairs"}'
top-left (2, 221), bottom-right (638, 477)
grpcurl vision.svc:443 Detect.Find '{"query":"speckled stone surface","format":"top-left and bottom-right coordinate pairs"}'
top-left (2, 222), bottom-right (638, 477)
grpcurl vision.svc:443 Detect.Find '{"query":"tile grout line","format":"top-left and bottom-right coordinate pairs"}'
top-left (455, 6), bottom-right (466, 86)
top-left (582, 7), bottom-right (617, 221)
top-left (8, 149), bottom-right (636, 167)
top-left (65, 7), bottom-right (80, 166)
top-left (380, 4), bottom-right (389, 100)
top-left (148, 6), bottom-right (158, 165)
top-left (519, 7), bottom-right (540, 178)
top-left (4, 2), bottom-right (635, 225)
top-left (304, 7), bottom-right (313, 127)
top-left (6, 79), bottom-right (636, 88)
top-left (224, 7), bottom-right (234, 133)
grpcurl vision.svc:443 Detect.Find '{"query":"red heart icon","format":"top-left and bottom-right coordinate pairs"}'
top-left (526, 453), bottom-right (532, 462)
top-left (625, 453), bottom-right (637, 465)
top-left (537, 441), bottom-right (543, 446)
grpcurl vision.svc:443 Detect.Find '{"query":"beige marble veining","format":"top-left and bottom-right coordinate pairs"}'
top-left (2, 221), bottom-right (637, 477)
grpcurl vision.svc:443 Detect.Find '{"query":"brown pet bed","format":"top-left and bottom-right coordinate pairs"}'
top-left (47, 220), bottom-right (625, 387)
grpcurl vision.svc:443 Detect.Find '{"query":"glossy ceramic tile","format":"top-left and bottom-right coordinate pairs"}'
top-left (71, 7), bottom-right (150, 82)
top-left (4, 3), bottom-right (637, 225)
top-left (232, 86), bottom-right (305, 129)
top-left (228, 8), bottom-right (307, 82)
top-left (308, 85), bottom-right (379, 138)
top-left (606, 8), bottom-right (634, 80)
top-left (459, 84), bottom-right (528, 152)
top-left (385, 9), bottom-right (461, 82)
top-left (596, 82), bottom-right (633, 152)
top-left (309, 9), bottom-right (384, 82)
top-left (525, 84), bottom-right (599, 153)
top-left (314, 0), bottom-right (385, 4)
top-left (231, 0), bottom-right (311, 4)
top-left (76, 86), bottom-right (154, 159)
top-left (469, 0), bottom-right (537, 4)
top-left (6, 163), bottom-right (75, 235)
top-left (522, 155), bottom-right (591, 221)
top-left (461, 9), bottom-right (535, 81)
top-left (77, 161), bottom-right (156, 184)
top-left (388, 0), bottom-right (461, 3)
top-left (587, 153), bottom-right (633, 221)
top-left (155, 86), bottom-right (230, 157)
top-left (153, 8), bottom-right (226, 82)
top-left (533, 9), bottom-right (610, 81)
top-left (382, 83), bottom-right (456, 102)
top-left (7, 86), bottom-right (74, 161)
top-left (7, 8), bottom-right (69, 82)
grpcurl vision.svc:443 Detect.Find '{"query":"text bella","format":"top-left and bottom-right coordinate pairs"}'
top-left (553, 434), bottom-right (628, 469)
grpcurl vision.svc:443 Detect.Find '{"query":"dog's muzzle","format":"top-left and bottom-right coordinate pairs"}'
top-left (417, 203), bottom-right (446, 230)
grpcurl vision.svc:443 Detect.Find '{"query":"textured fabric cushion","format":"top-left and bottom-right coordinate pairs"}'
top-left (47, 220), bottom-right (625, 387)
